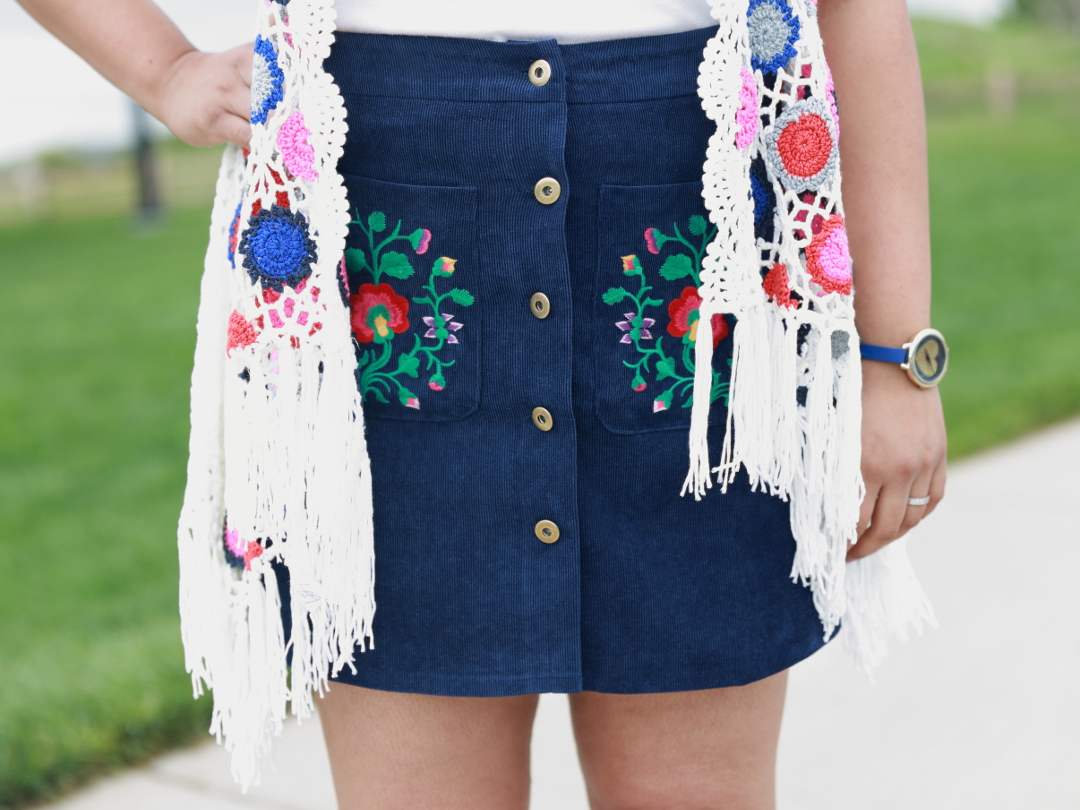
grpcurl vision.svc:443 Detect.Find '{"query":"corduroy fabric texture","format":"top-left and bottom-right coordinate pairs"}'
top-left (273, 26), bottom-right (830, 697)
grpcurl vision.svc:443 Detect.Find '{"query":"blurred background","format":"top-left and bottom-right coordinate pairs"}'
top-left (1, 0), bottom-right (1078, 807)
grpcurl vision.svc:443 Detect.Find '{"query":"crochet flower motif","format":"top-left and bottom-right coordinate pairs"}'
top-left (750, 158), bottom-right (777, 242)
top-left (277, 110), bottom-right (318, 181)
top-left (763, 98), bottom-right (838, 193)
top-left (350, 283), bottom-right (411, 344)
top-left (227, 310), bottom-right (260, 355)
top-left (762, 263), bottom-right (799, 308)
top-left (239, 204), bottom-right (318, 292)
top-left (251, 36), bottom-right (285, 126)
top-left (805, 215), bottom-right (852, 295)
top-left (736, 67), bottom-right (761, 150)
top-left (667, 287), bottom-right (730, 348)
top-left (747, 0), bottom-right (801, 76)
top-left (825, 68), bottom-right (840, 140)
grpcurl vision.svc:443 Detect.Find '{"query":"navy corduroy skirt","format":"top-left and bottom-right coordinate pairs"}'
top-left (276, 25), bottom-right (830, 696)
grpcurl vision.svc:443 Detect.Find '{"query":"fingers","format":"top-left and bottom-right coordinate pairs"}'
top-left (221, 113), bottom-right (253, 151)
top-left (849, 480), bottom-right (909, 562)
top-left (922, 459), bottom-right (947, 520)
top-left (898, 467), bottom-right (934, 536)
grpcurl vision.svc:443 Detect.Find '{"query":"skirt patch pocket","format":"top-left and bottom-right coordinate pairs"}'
top-left (595, 182), bottom-right (734, 435)
top-left (342, 174), bottom-right (480, 422)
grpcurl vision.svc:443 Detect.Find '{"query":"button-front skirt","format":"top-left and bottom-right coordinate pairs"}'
top-left (275, 26), bottom-right (831, 696)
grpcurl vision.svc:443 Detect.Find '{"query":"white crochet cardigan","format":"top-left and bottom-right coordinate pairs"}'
top-left (177, 0), bottom-right (935, 788)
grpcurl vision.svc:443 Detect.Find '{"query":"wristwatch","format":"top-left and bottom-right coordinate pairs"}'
top-left (859, 328), bottom-right (949, 389)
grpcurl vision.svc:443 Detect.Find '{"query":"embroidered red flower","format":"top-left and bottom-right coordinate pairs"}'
top-left (805, 215), bottom-right (852, 295)
top-left (762, 263), bottom-right (799, 308)
top-left (667, 287), bottom-right (730, 347)
top-left (350, 283), bottom-right (411, 343)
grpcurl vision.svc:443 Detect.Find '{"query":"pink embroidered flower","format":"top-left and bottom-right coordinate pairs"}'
top-left (350, 283), bottom-right (411, 343)
top-left (410, 228), bottom-right (432, 254)
top-left (667, 287), bottom-right (730, 347)
top-left (632, 373), bottom-right (647, 393)
top-left (405, 396), bottom-right (420, 409)
top-left (736, 67), bottom-right (760, 150)
top-left (653, 397), bottom-right (669, 412)
top-left (805, 215), bottom-right (852, 295)
top-left (226, 310), bottom-right (259, 355)
top-left (622, 254), bottom-right (641, 273)
top-left (434, 257), bottom-right (456, 275)
top-left (762, 263), bottom-right (799, 308)
top-left (277, 110), bottom-right (318, 181)
top-left (428, 380), bottom-right (444, 391)
top-left (644, 228), bottom-right (661, 254)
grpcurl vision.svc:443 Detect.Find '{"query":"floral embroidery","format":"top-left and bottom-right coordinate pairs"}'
top-left (346, 210), bottom-right (474, 409)
top-left (762, 263), bottom-right (800, 308)
top-left (602, 218), bottom-right (731, 414)
top-left (277, 110), bottom-right (318, 181)
top-left (747, 0), bottom-right (801, 76)
top-left (763, 98), bottom-right (838, 193)
top-left (736, 67), bottom-right (760, 150)
top-left (805, 214), bottom-right (852, 295)
top-left (250, 36), bottom-right (285, 125)
top-left (350, 283), bottom-right (410, 343)
top-left (239, 204), bottom-right (318, 293)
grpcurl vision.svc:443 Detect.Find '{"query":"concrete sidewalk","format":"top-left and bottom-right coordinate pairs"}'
top-left (42, 419), bottom-right (1080, 810)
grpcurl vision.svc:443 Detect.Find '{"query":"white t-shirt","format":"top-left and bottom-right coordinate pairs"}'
top-left (334, 0), bottom-right (716, 43)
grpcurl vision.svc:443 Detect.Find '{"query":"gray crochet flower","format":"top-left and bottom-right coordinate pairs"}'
top-left (748, 0), bottom-right (802, 75)
top-left (763, 98), bottom-right (838, 193)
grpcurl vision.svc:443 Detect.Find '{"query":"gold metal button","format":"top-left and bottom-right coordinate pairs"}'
top-left (529, 292), bottom-right (551, 319)
top-left (534, 177), bottom-right (561, 205)
top-left (528, 59), bottom-right (552, 87)
top-left (531, 406), bottom-right (553, 432)
top-left (534, 519), bottom-right (560, 544)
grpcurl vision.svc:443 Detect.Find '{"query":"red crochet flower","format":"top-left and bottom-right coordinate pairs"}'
top-left (762, 263), bottom-right (799, 309)
top-left (350, 283), bottom-right (411, 343)
top-left (805, 215), bottom-right (852, 295)
top-left (667, 287), bottom-right (729, 347)
top-left (776, 112), bottom-right (833, 180)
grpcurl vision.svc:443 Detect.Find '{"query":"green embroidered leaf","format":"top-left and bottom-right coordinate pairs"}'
top-left (368, 211), bottom-right (387, 233)
top-left (659, 254), bottom-right (693, 281)
top-left (379, 251), bottom-right (415, 279)
top-left (602, 287), bottom-right (631, 305)
top-left (688, 215), bottom-right (707, 236)
top-left (643, 297), bottom-right (665, 308)
top-left (368, 387), bottom-right (389, 404)
top-left (655, 356), bottom-right (677, 381)
top-left (396, 353), bottom-right (421, 378)
top-left (448, 288), bottom-right (475, 306)
top-left (344, 248), bottom-right (368, 275)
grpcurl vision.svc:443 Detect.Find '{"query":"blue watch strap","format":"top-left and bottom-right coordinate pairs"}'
top-left (859, 342), bottom-right (907, 364)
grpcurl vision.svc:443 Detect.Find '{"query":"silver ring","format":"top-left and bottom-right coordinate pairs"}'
top-left (907, 495), bottom-right (931, 507)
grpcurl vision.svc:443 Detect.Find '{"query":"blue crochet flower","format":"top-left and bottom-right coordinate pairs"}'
top-left (750, 157), bottom-right (777, 243)
top-left (250, 36), bottom-right (285, 126)
top-left (747, 0), bottom-right (801, 76)
top-left (239, 205), bottom-right (317, 292)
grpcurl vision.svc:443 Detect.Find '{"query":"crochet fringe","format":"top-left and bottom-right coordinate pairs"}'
top-left (178, 0), bottom-right (935, 788)
top-left (690, 0), bottom-right (935, 669)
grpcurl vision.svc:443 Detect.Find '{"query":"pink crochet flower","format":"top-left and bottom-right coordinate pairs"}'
top-left (826, 68), bottom-right (840, 141)
top-left (277, 110), bottom-right (318, 181)
top-left (805, 215), bottom-right (852, 295)
top-left (226, 310), bottom-right (259, 356)
top-left (736, 67), bottom-right (760, 150)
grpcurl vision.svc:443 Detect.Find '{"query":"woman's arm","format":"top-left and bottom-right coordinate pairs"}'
top-left (16, 0), bottom-right (252, 148)
top-left (817, 0), bottom-right (948, 560)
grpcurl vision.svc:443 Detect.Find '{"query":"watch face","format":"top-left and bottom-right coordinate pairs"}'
top-left (908, 331), bottom-right (948, 387)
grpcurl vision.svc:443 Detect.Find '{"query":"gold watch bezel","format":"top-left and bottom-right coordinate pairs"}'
top-left (901, 328), bottom-right (949, 389)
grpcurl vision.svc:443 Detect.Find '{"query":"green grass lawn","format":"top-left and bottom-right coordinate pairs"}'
top-left (1, 16), bottom-right (1079, 809)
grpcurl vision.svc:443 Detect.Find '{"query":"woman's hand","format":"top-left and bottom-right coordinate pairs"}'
top-left (154, 44), bottom-right (253, 150)
top-left (851, 360), bottom-right (947, 561)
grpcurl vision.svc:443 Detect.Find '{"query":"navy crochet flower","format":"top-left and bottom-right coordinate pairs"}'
top-left (747, 0), bottom-right (801, 76)
top-left (239, 205), bottom-right (318, 292)
top-left (750, 157), bottom-right (777, 243)
top-left (251, 36), bottom-right (285, 125)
